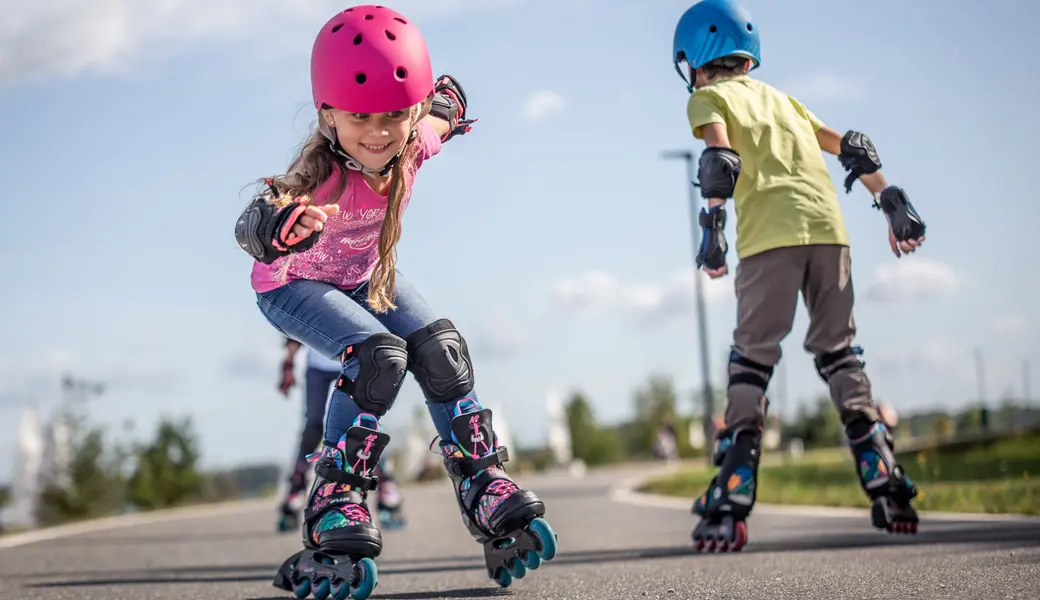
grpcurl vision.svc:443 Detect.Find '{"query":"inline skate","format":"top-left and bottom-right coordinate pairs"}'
top-left (374, 458), bottom-right (406, 530)
top-left (691, 427), bottom-right (760, 552)
top-left (272, 414), bottom-right (386, 600)
top-left (277, 460), bottom-right (310, 533)
top-left (439, 398), bottom-right (558, 587)
top-left (847, 419), bottom-right (919, 534)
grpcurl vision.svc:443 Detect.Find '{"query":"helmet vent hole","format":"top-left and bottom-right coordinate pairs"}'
top-left (332, 23), bottom-right (343, 33)
top-left (709, 25), bottom-right (717, 33)
top-left (395, 67), bottom-right (408, 80)
top-left (343, 8), bottom-right (353, 12)
top-left (364, 14), bottom-right (374, 20)
top-left (353, 33), bottom-right (363, 45)
top-left (356, 73), bottom-right (367, 84)
top-left (385, 30), bottom-right (396, 41)
top-left (394, 17), bottom-right (407, 24)
top-left (747, 23), bottom-right (753, 31)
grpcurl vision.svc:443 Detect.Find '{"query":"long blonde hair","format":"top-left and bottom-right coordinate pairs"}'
top-left (263, 111), bottom-right (421, 313)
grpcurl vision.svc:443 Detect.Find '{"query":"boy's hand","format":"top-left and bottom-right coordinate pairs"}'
top-left (703, 264), bottom-right (729, 278)
top-left (887, 225), bottom-right (925, 258)
top-left (877, 186), bottom-right (926, 258)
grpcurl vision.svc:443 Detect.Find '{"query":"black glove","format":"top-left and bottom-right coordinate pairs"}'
top-left (877, 186), bottom-right (926, 242)
top-left (696, 205), bottom-right (728, 270)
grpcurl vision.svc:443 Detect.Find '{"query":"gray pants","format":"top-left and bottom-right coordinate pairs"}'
top-left (725, 244), bottom-right (878, 432)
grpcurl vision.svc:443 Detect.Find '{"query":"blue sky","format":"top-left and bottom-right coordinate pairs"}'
top-left (1, 0), bottom-right (1037, 481)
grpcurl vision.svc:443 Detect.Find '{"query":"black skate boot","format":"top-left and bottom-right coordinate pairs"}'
top-left (691, 427), bottom-right (760, 552)
top-left (846, 419), bottom-right (919, 535)
top-left (439, 398), bottom-right (558, 588)
top-left (375, 458), bottom-right (406, 531)
top-left (277, 460), bottom-right (310, 534)
top-left (273, 414), bottom-right (387, 600)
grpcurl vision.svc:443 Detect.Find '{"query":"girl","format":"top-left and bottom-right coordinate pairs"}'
top-left (275, 336), bottom-right (405, 534)
top-left (234, 6), bottom-right (557, 599)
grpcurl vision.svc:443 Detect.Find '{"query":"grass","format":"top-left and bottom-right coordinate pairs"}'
top-left (640, 431), bottom-right (1039, 515)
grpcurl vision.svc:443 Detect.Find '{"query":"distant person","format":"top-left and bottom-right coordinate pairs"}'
top-left (233, 5), bottom-right (557, 595)
top-left (275, 336), bottom-right (404, 534)
top-left (672, 0), bottom-right (926, 552)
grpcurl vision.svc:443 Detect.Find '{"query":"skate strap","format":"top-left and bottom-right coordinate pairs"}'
top-left (445, 446), bottom-right (509, 479)
top-left (315, 462), bottom-right (378, 492)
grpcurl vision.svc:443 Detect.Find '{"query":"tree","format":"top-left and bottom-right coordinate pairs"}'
top-left (784, 395), bottom-right (844, 449)
top-left (564, 391), bottom-right (621, 466)
top-left (628, 374), bottom-right (682, 457)
top-left (36, 408), bottom-right (129, 526)
top-left (128, 416), bottom-right (203, 510)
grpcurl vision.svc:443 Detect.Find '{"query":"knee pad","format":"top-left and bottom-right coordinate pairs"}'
top-left (405, 318), bottom-right (474, 403)
top-left (814, 346), bottom-right (865, 382)
top-left (334, 333), bottom-right (409, 417)
top-left (727, 351), bottom-right (774, 392)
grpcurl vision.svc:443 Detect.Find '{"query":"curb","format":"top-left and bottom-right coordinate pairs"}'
top-left (608, 476), bottom-right (1040, 523)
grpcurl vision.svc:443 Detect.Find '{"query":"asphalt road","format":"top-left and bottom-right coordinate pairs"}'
top-left (1, 464), bottom-right (1037, 600)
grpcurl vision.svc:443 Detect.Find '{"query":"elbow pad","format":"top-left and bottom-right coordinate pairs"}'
top-left (696, 147), bottom-right (741, 199)
top-left (838, 130), bottom-right (882, 193)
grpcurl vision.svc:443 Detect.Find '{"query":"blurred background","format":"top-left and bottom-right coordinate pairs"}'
top-left (1, 0), bottom-right (1037, 531)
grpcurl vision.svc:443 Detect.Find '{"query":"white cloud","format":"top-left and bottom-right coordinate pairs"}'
top-left (991, 314), bottom-right (1029, 336)
top-left (864, 258), bottom-right (961, 303)
top-left (782, 73), bottom-right (866, 105)
top-left (552, 267), bottom-right (733, 322)
top-left (522, 90), bottom-right (566, 122)
top-left (0, 0), bottom-right (518, 88)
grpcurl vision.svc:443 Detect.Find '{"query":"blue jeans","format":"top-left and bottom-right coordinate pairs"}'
top-left (257, 272), bottom-right (471, 445)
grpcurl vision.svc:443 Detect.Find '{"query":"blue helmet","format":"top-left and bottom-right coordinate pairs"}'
top-left (673, 0), bottom-right (760, 89)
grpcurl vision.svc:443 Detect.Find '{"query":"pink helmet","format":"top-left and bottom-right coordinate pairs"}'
top-left (311, 5), bottom-right (435, 115)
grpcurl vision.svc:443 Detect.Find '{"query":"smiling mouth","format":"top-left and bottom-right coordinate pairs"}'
top-left (360, 142), bottom-right (393, 154)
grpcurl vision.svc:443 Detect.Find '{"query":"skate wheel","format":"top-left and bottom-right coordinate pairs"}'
top-left (523, 549), bottom-right (542, 571)
top-left (312, 577), bottom-right (331, 600)
top-left (506, 556), bottom-right (527, 579)
top-left (292, 579), bottom-right (311, 599)
top-left (730, 521), bottom-right (748, 552)
top-left (331, 581), bottom-right (350, 600)
top-left (493, 567), bottom-right (513, 588)
top-left (529, 517), bottom-right (558, 561)
top-left (350, 557), bottom-right (377, 600)
top-left (693, 536), bottom-right (706, 552)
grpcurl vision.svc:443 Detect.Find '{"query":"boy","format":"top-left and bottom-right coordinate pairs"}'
top-left (672, 0), bottom-right (927, 552)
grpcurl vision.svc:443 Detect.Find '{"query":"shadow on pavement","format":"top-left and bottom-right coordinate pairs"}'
top-left (19, 520), bottom-right (1040, 590)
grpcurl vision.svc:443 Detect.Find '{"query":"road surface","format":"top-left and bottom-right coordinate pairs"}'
top-left (1, 464), bottom-right (1037, 600)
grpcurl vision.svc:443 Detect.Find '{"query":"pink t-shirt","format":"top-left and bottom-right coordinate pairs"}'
top-left (251, 121), bottom-right (442, 293)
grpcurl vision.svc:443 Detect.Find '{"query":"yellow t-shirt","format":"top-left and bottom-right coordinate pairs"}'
top-left (686, 75), bottom-right (850, 259)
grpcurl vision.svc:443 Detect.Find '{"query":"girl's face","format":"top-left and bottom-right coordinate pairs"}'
top-left (324, 108), bottom-right (413, 171)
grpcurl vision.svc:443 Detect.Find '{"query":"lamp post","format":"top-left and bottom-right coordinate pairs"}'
top-left (663, 149), bottom-right (716, 463)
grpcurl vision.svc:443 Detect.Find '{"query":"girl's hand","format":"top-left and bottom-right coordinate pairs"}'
top-left (283, 198), bottom-right (340, 246)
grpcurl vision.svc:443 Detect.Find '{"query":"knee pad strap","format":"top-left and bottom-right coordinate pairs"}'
top-left (814, 346), bottom-right (865, 382)
top-left (728, 351), bottom-right (774, 392)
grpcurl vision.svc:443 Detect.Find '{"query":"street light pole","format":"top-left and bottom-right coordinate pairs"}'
top-left (662, 149), bottom-right (716, 464)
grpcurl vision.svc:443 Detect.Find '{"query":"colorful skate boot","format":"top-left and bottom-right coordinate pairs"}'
top-left (277, 460), bottom-right (311, 534)
top-left (439, 398), bottom-right (558, 588)
top-left (847, 419), bottom-right (919, 534)
top-left (272, 414), bottom-right (387, 600)
top-left (375, 459), bottom-right (406, 530)
top-left (691, 427), bottom-right (760, 552)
